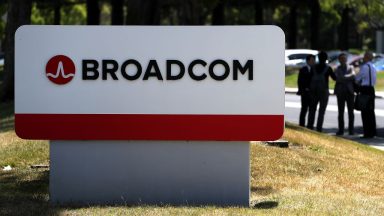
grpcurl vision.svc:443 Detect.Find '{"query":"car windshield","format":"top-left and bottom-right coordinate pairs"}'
top-left (288, 53), bottom-right (309, 60)
top-left (326, 51), bottom-right (343, 62)
top-left (329, 54), bottom-right (357, 65)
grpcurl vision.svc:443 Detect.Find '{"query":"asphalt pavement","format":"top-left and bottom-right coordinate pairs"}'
top-left (285, 88), bottom-right (384, 151)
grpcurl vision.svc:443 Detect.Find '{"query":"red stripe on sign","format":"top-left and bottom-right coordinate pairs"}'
top-left (15, 114), bottom-right (284, 141)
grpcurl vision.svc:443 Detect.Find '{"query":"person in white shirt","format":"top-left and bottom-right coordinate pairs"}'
top-left (355, 51), bottom-right (377, 138)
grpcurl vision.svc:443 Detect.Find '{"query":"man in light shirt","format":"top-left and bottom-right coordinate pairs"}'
top-left (355, 51), bottom-right (377, 138)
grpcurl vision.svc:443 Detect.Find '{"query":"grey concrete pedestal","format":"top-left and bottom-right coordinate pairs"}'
top-left (50, 141), bottom-right (250, 206)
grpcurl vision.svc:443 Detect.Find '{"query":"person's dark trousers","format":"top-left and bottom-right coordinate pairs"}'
top-left (360, 86), bottom-right (377, 137)
top-left (307, 91), bottom-right (329, 132)
top-left (299, 91), bottom-right (311, 127)
top-left (336, 93), bottom-right (355, 134)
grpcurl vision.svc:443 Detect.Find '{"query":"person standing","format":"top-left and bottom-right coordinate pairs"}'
top-left (307, 51), bottom-right (336, 132)
top-left (297, 54), bottom-right (315, 127)
top-left (356, 51), bottom-right (377, 138)
top-left (334, 53), bottom-right (355, 135)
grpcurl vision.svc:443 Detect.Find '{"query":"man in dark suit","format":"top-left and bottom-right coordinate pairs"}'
top-left (334, 53), bottom-right (355, 135)
top-left (307, 51), bottom-right (337, 132)
top-left (297, 54), bottom-right (315, 127)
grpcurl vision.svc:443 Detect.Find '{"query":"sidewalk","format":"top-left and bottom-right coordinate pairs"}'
top-left (285, 87), bottom-right (384, 151)
top-left (285, 87), bottom-right (384, 98)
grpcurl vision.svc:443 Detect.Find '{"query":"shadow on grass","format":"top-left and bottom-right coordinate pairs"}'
top-left (0, 169), bottom-right (60, 216)
top-left (250, 198), bottom-right (279, 209)
top-left (1, 169), bottom-right (270, 214)
top-left (52, 199), bottom-right (253, 209)
top-left (251, 201), bottom-right (279, 209)
top-left (250, 187), bottom-right (279, 209)
top-left (0, 101), bottom-right (14, 133)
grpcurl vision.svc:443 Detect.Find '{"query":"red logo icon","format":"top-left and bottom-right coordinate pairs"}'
top-left (46, 55), bottom-right (76, 85)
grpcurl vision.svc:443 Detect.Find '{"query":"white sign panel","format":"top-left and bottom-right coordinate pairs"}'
top-left (15, 25), bottom-right (284, 141)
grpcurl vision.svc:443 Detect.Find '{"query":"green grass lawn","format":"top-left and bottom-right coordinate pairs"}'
top-left (377, 72), bottom-right (384, 91)
top-left (285, 72), bottom-right (299, 89)
top-left (1, 101), bottom-right (384, 215)
top-left (285, 71), bottom-right (384, 91)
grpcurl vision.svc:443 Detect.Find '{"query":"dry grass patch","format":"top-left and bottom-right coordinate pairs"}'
top-left (250, 123), bottom-right (384, 214)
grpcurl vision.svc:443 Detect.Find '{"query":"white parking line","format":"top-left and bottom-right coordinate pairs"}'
top-left (285, 101), bottom-right (384, 117)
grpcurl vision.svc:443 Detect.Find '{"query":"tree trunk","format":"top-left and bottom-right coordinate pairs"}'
top-left (177, 0), bottom-right (202, 25)
top-left (339, 6), bottom-right (349, 50)
top-left (288, 3), bottom-right (297, 49)
top-left (111, 0), bottom-right (123, 25)
top-left (254, 0), bottom-right (263, 25)
top-left (87, 0), bottom-right (100, 25)
top-left (54, 0), bottom-right (61, 25)
top-left (310, 0), bottom-right (320, 49)
top-left (212, 0), bottom-right (225, 25)
top-left (1, 0), bottom-right (32, 102)
top-left (126, 0), bottom-right (160, 25)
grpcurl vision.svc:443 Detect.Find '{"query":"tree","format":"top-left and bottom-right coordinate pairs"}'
top-left (338, 5), bottom-right (350, 50)
top-left (212, 0), bottom-right (225, 25)
top-left (254, 0), bottom-right (263, 25)
top-left (126, 0), bottom-right (160, 25)
top-left (87, 0), bottom-right (100, 25)
top-left (0, 2), bottom-right (7, 51)
top-left (111, 0), bottom-right (123, 25)
top-left (309, 0), bottom-right (320, 49)
top-left (54, 0), bottom-right (61, 25)
top-left (1, 0), bottom-right (32, 101)
top-left (61, 3), bottom-right (87, 25)
top-left (288, 1), bottom-right (298, 48)
top-left (357, 0), bottom-right (384, 30)
top-left (177, 0), bottom-right (203, 25)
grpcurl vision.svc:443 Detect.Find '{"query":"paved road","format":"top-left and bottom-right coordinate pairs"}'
top-left (285, 93), bottom-right (384, 151)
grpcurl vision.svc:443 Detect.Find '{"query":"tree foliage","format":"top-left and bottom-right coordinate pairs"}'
top-left (356, 0), bottom-right (384, 30)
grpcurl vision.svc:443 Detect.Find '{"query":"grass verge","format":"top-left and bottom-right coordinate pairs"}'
top-left (1, 102), bottom-right (383, 215)
top-left (1, 101), bottom-right (15, 133)
top-left (286, 71), bottom-right (384, 91)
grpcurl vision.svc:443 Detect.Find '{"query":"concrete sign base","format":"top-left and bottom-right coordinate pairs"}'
top-left (50, 141), bottom-right (250, 206)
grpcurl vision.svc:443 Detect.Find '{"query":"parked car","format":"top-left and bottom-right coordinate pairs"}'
top-left (328, 54), bottom-right (361, 70)
top-left (349, 56), bottom-right (364, 68)
top-left (347, 53), bottom-right (383, 72)
top-left (285, 49), bottom-right (318, 68)
top-left (326, 50), bottom-right (349, 63)
top-left (373, 56), bottom-right (384, 71)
